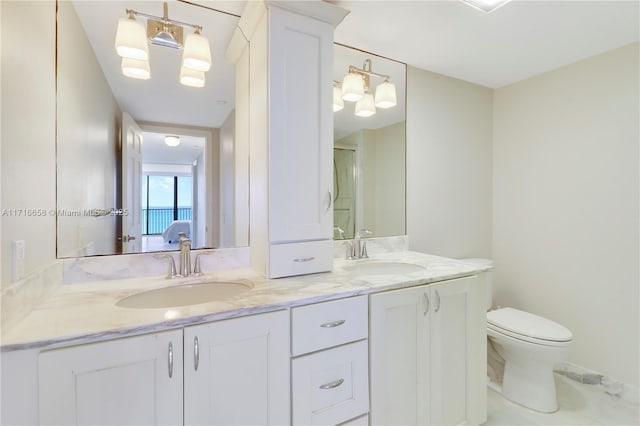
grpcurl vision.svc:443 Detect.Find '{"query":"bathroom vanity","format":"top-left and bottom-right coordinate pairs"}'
top-left (1, 252), bottom-right (489, 426)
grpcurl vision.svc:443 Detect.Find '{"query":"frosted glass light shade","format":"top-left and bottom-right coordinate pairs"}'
top-left (165, 135), bottom-right (180, 147)
top-left (121, 57), bottom-right (151, 80)
top-left (182, 32), bottom-right (212, 72)
top-left (115, 17), bottom-right (149, 60)
top-left (333, 86), bottom-right (344, 112)
top-left (355, 93), bottom-right (376, 117)
top-left (375, 81), bottom-right (397, 108)
top-left (180, 66), bottom-right (205, 87)
top-left (341, 73), bottom-right (364, 102)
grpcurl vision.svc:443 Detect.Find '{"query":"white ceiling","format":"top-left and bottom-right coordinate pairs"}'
top-left (331, 0), bottom-right (640, 88)
top-left (141, 132), bottom-right (205, 165)
top-left (69, 0), bottom-right (638, 138)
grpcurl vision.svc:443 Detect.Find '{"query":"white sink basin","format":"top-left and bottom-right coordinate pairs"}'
top-left (116, 281), bottom-right (253, 309)
top-left (343, 261), bottom-right (426, 275)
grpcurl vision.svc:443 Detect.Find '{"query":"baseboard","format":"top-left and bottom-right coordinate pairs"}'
top-left (554, 361), bottom-right (639, 406)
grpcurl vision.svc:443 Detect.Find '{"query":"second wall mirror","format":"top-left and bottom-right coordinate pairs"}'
top-left (333, 44), bottom-right (406, 240)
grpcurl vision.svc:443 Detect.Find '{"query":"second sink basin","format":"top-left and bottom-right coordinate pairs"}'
top-left (116, 281), bottom-right (253, 309)
top-left (343, 261), bottom-right (426, 275)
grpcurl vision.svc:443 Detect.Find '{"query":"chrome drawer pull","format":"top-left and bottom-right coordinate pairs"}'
top-left (320, 319), bottom-right (346, 328)
top-left (168, 342), bottom-right (174, 378)
top-left (319, 378), bottom-right (344, 390)
top-left (435, 290), bottom-right (441, 313)
top-left (423, 292), bottom-right (430, 316)
top-left (294, 257), bottom-right (315, 263)
top-left (194, 336), bottom-right (200, 371)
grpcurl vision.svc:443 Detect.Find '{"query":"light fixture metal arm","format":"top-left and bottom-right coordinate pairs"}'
top-left (125, 5), bottom-right (201, 31)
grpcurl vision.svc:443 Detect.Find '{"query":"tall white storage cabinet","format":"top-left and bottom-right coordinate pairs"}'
top-left (227, 1), bottom-right (348, 278)
top-left (369, 275), bottom-right (487, 426)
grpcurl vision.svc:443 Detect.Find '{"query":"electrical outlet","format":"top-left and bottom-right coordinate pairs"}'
top-left (12, 240), bottom-right (25, 282)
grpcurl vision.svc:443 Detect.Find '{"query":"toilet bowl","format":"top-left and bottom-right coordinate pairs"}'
top-left (487, 307), bottom-right (572, 412)
top-left (461, 258), bottom-right (573, 413)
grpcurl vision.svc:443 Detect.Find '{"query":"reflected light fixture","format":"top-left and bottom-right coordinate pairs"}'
top-left (121, 57), bottom-right (151, 80)
top-left (336, 58), bottom-right (398, 117)
top-left (460, 0), bottom-right (512, 13)
top-left (332, 83), bottom-right (344, 112)
top-left (114, 2), bottom-right (212, 87)
top-left (165, 135), bottom-right (180, 147)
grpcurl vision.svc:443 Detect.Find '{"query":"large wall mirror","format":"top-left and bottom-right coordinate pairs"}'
top-left (56, 0), bottom-right (248, 258)
top-left (333, 44), bottom-right (406, 240)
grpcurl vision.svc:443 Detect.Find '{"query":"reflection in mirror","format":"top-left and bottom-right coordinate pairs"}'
top-left (333, 44), bottom-right (406, 240)
top-left (56, 1), bottom-right (248, 258)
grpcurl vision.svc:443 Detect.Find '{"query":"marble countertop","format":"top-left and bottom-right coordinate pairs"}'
top-left (1, 251), bottom-right (489, 352)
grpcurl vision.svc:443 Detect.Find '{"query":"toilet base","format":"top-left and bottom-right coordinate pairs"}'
top-left (501, 359), bottom-right (559, 413)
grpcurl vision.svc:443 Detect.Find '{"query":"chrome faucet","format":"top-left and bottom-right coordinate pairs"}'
top-left (178, 232), bottom-right (192, 277)
top-left (347, 228), bottom-right (373, 260)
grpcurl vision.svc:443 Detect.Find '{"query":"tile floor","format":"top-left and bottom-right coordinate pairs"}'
top-left (486, 374), bottom-right (640, 426)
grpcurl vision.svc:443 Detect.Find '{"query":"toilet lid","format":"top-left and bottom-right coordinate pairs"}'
top-left (487, 308), bottom-right (572, 342)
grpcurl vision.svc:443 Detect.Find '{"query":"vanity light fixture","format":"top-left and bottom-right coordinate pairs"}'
top-left (460, 0), bottom-right (513, 13)
top-left (337, 58), bottom-right (397, 117)
top-left (165, 135), bottom-right (180, 147)
top-left (114, 2), bottom-right (212, 86)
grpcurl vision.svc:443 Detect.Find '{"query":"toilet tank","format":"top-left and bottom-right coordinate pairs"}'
top-left (460, 258), bottom-right (493, 311)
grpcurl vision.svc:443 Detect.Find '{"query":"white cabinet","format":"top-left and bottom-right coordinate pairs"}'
top-left (184, 310), bottom-right (289, 426)
top-left (39, 329), bottom-right (183, 425)
top-left (267, 6), bottom-right (334, 245)
top-left (236, 1), bottom-right (347, 278)
top-left (37, 310), bottom-right (289, 426)
top-left (369, 275), bottom-right (486, 426)
top-left (291, 296), bottom-right (370, 425)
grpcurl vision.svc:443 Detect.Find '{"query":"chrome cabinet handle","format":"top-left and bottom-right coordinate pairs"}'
top-left (423, 292), bottom-right (430, 316)
top-left (320, 319), bottom-right (346, 328)
top-left (294, 257), bottom-right (315, 263)
top-left (168, 342), bottom-right (174, 378)
top-left (319, 378), bottom-right (344, 390)
top-left (435, 290), bottom-right (441, 313)
top-left (325, 191), bottom-right (332, 212)
top-left (194, 336), bottom-right (200, 371)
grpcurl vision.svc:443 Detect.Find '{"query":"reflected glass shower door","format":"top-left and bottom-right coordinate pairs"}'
top-left (333, 148), bottom-right (356, 239)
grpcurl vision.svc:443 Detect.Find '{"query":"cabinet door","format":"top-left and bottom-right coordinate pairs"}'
top-left (370, 285), bottom-right (430, 425)
top-left (429, 276), bottom-right (476, 426)
top-left (268, 6), bottom-right (333, 243)
top-left (184, 310), bottom-right (290, 426)
top-left (38, 330), bottom-right (183, 425)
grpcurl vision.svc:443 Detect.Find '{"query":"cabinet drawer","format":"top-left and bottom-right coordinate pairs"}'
top-left (268, 240), bottom-right (333, 278)
top-left (292, 296), bottom-right (367, 356)
top-left (292, 340), bottom-right (369, 425)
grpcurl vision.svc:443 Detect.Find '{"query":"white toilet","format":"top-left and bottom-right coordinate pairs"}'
top-left (462, 258), bottom-right (573, 413)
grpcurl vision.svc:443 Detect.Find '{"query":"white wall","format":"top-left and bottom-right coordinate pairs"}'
top-left (406, 66), bottom-right (493, 259)
top-left (493, 42), bottom-right (639, 387)
top-left (1, 1), bottom-right (56, 285)
top-left (373, 122), bottom-right (406, 237)
top-left (219, 110), bottom-right (235, 248)
top-left (56, 1), bottom-right (121, 258)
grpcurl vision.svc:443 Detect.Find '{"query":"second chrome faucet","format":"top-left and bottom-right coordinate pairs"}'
top-left (346, 228), bottom-right (373, 260)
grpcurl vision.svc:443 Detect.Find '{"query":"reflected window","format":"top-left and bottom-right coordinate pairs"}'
top-left (142, 175), bottom-right (193, 235)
